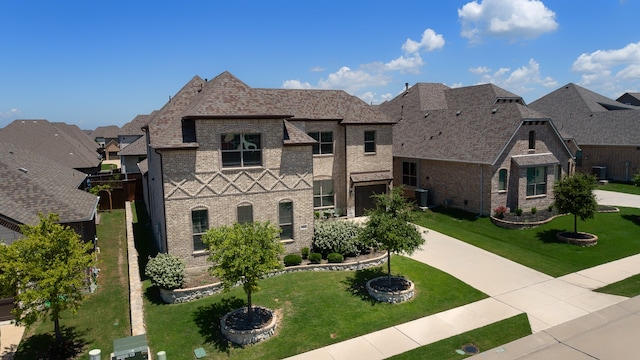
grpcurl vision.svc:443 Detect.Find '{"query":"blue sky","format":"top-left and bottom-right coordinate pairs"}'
top-left (1, 0), bottom-right (639, 129)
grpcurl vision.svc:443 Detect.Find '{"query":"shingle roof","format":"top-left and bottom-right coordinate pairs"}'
top-left (0, 141), bottom-right (98, 226)
top-left (120, 114), bottom-right (151, 136)
top-left (0, 120), bottom-right (101, 169)
top-left (118, 135), bottom-right (147, 156)
top-left (617, 92), bottom-right (640, 106)
top-left (91, 125), bottom-right (120, 139)
top-left (529, 83), bottom-right (640, 146)
top-left (283, 121), bottom-right (317, 145)
top-left (380, 83), bottom-right (551, 164)
top-left (148, 71), bottom-right (394, 149)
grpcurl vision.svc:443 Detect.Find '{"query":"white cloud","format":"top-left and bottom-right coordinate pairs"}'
top-left (571, 41), bottom-right (640, 95)
top-left (0, 108), bottom-right (22, 119)
top-left (310, 66), bottom-right (325, 72)
top-left (469, 66), bottom-right (490, 74)
top-left (402, 29), bottom-right (445, 54)
top-left (459, 0), bottom-right (558, 43)
top-left (383, 54), bottom-right (424, 73)
top-left (282, 79), bottom-right (313, 89)
top-left (473, 58), bottom-right (557, 95)
top-left (317, 67), bottom-right (389, 93)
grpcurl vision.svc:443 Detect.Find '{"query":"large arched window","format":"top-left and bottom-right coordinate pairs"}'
top-left (237, 203), bottom-right (253, 224)
top-left (279, 201), bottom-right (293, 240)
top-left (191, 208), bottom-right (209, 251)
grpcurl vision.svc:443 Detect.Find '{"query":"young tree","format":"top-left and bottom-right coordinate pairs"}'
top-left (359, 186), bottom-right (425, 279)
top-left (0, 213), bottom-right (95, 346)
top-left (553, 172), bottom-right (598, 234)
top-left (203, 221), bottom-right (284, 321)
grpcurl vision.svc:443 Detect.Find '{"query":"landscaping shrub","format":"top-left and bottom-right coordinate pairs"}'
top-left (308, 253), bottom-right (322, 264)
top-left (494, 205), bottom-right (507, 219)
top-left (313, 220), bottom-right (365, 256)
top-left (145, 253), bottom-right (186, 290)
top-left (548, 204), bottom-right (554, 212)
top-left (301, 247), bottom-right (310, 260)
top-left (531, 207), bottom-right (537, 215)
top-left (327, 252), bottom-right (344, 263)
top-left (515, 208), bottom-right (523, 216)
top-left (283, 254), bottom-right (302, 267)
top-left (634, 172), bottom-right (640, 187)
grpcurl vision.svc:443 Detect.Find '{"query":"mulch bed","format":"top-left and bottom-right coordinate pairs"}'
top-left (369, 276), bottom-right (411, 292)
top-left (498, 205), bottom-right (617, 223)
top-left (224, 307), bottom-right (273, 331)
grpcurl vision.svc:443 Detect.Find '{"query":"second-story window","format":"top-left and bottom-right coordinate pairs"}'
top-left (528, 130), bottom-right (536, 150)
top-left (364, 130), bottom-right (376, 153)
top-left (221, 133), bottom-right (262, 167)
top-left (308, 131), bottom-right (333, 155)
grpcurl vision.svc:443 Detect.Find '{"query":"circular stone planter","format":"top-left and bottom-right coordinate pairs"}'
top-left (366, 276), bottom-right (415, 304)
top-left (220, 306), bottom-right (277, 345)
top-left (556, 232), bottom-right (598, 247)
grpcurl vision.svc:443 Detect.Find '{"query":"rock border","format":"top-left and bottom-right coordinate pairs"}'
top-left (160, 252), bottom-right (388, 304)
top-left (220, 306), bottom-right (277, 345)
top-left (490, 213), bottom-right (566, 229)
top-left (556, 232), bottom-right (598, 247)
top-left (366, 276), bottom-right (415, 304)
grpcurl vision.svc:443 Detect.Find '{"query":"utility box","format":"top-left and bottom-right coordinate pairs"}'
top-left (415, 188), bottom-right (429, 208)
top-left (592, 166), bottom-right (606, 180)
top-left (111, 334), bottom-right (149, 360)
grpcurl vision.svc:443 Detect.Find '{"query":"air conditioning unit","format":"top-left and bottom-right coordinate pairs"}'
top-left (415, 188), bottom-right (429, 208)
top-left (111, 335), bottom-right (149, 360)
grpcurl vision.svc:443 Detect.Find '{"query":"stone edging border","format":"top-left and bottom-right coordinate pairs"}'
top-left (490, 207), bottom-right (619, 229)
top-left (159, 252), bottom-right (389, 304)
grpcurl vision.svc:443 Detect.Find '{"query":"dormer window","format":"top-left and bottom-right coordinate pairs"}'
top-left (182, 119), bottom-right (196, 143)
top-left (528, 130), bottom-right (536, 150)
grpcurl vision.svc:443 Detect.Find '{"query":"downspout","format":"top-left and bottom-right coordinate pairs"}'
top-left (479, 164), bottom-right (484, 217)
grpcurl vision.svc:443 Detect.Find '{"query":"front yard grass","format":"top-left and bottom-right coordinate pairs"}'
top-left (14, 210), bottom-right (130, 359)
top-left (387, 313), bottom-right (531, 360)
top-left (412, 206), bottom-right (640, 277)
top-left (595, 274), bottom-right (640, 297)
top-left (597, 181), bottom-right (640, 195)
top-left (143, 255), bottom-right (487, 359)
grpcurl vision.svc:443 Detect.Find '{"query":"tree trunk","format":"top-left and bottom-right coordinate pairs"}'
top-left (387, 251), bottom-right (392, 285)
top-left (574, 214), bottom-right (578, 234)
top-left (247, 289), bottom-right (253, 322)
top-left (54, 317), bottom-right (62, 345)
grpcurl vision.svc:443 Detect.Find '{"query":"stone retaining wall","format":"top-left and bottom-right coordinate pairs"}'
top-left (160, 252), bottom-right (388, 304)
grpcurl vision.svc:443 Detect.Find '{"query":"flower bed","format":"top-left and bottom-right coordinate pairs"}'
top-left (160, 252), bottom-right (388, 304)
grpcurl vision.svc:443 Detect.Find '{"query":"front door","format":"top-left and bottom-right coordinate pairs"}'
top-left (355, 184), bottom-right (387, 216)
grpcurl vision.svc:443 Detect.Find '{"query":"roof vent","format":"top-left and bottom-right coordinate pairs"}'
top-left (492, 108), bottom-right (498, 114)
top-left (424, 112), bottom-right (429, 118)
top-left (456, 110), bottom-right (462, 116)
top-left (18, 167), bottom-right (27, 173)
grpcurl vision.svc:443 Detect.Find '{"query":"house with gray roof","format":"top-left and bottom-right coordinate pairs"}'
top-left (143, 71), bottom-right (395, 268)
top-left (0, 120), bottom-right (101, 174)
top-left (530, 83), bottom-right (640, 182)
top-left (91, 125), bottom-right (120, 147)
top-left (617, 92), bottom-right (640, 106)
top-left (0, 141), bottom-right (99, 245)
top-left (379, 83), bottom-right (574, 215)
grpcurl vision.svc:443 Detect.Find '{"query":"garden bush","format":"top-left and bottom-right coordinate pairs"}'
top-left (515, 208), bottom-right (523, 216)
top-left (308, 253), bottom-right (322, 264)
top-left (494, 205), bottom-right (507, 219)
top-left (327, 253), bottom-right (344, 263)
top-left (531, 207), bottom-right (537, 215)
top-left (313, 220), bottom-right (365, 256)
top-left (301, 247), bottom-right (310, 260)
top-left (634, 172), bottom-right (640, 187)
top-left (145, 253), bottom-right (186, 290)
top-left (283, 254), bottom-right (302, 267)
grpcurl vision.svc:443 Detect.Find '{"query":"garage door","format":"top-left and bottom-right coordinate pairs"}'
top-left (355, 184), bottom-right (387, 216)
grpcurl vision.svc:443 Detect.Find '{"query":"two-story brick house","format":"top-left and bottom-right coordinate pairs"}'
top-left (378, 83), bottom-right (575, 215)
top-left (142, 72), bottom-right (395, 268)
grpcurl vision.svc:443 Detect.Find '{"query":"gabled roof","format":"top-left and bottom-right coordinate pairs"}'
top-left (91, 125), bottom-right (120, 139)
top-left (120, 114), bottom-right (151, 136)
top-left (380, 83), bottom-right (553, 164)
top-left (0, 120), bottom-right (101, 169)
top-left (0, 141), bottom-right (98, 226)
top-left (617, 92), bottom-right (640, 106)
top-left (148, 71), bottom-right (395, 149)
top-left (530, 83), bottom-right (640, 146)
top-left (118, 135), bottom-right (147, 156)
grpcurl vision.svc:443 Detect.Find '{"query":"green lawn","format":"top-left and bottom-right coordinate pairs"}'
top-left (412, 207), bottom-right (640, 277)
top-left (143, 255), bottom-right (487, 359)
top-left (14, 210), bottom-right (130, 359)
top-left (387, 313), bottom-right (531, 360)
top-left (596, 273), bottom-right (640, 297)
top-left (598, 181), bottom-right (640, 195)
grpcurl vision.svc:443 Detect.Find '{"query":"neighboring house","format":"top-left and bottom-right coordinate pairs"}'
top-left (378, 83), bottom-right (574, 215)
top-left (104, 140), bottom-right (121, 161)
top-left (530, 83), bottom-right (640, 182)
top-left (0, 119), bottom-right (102, 174)
top-left (143, 71), bottom-right (395, 268)
top-left (118, 136), bottom-right (147, 174)
top-left (617, 92), bottom-right (640, 106)
top-left (118, 114), bottom-right (152, 175)
top-left (0, 141), bottom-right (99, 245)
top-left (91, 125), bottom-right (120, 148)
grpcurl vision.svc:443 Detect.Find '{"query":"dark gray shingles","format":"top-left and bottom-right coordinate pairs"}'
top-left (530, 83), bottom-right (640, 145)
top-left (0, 141), bottom-right (98, 225)
top-left (91, 125), bottom-right (120, 139)
top-left (118, 136), bottom-right (147, 156)
top-left (120, 114), bottom-right (151, 136)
